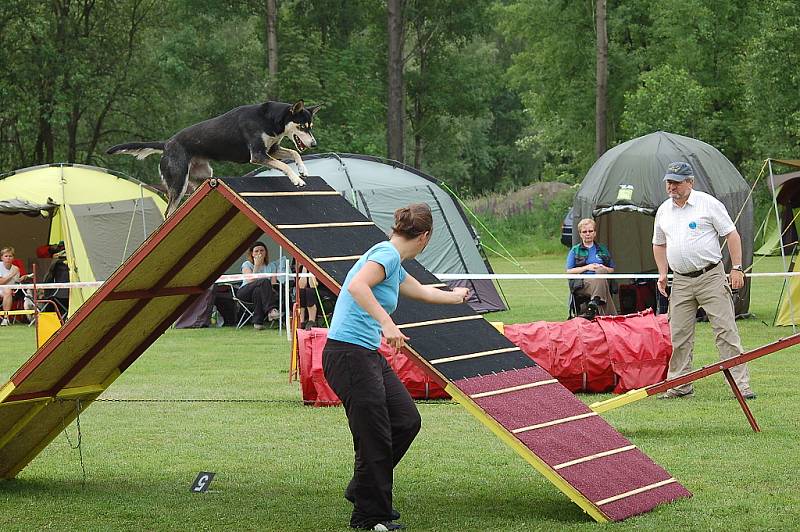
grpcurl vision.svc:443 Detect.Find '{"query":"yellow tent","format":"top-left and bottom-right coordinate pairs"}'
top-left (0, 164), bottom-right (166, 313)
top-left (766, 159), bottom-right (800, 326)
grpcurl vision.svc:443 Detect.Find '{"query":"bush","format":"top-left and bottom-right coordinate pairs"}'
top-left (470, 187), bottom-right (574, 258)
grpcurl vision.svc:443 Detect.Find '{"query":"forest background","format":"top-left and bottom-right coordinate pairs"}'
top-left (1, 0), bottom-right (798, 249)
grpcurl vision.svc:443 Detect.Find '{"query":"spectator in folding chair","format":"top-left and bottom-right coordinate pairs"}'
top-left (0, 247), bottom-right (32, 326)
top-left (295, 263), bottom-right (320, 330)
top-left (566, 218), bottom-right (618, 317)
top-left (238, 242), bottom-right (279, 330)
top-left (40, 246), bottom-right (70, 317)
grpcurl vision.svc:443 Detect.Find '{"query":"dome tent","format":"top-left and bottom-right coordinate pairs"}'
top-left (254, 153), bottom-right (507, 313)
top-left (0, 164), bottom-right (166, 313)
top-left (573, 132), bottom-right (754, 315)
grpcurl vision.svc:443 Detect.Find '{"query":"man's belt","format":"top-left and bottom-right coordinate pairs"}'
top-left (677, 261), bottom-right (720, 278)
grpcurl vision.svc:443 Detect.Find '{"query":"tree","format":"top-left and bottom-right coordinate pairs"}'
top-left (387, 0), bottom-right (405, 162)
top-left (595, 0), bottom-right (608, 157)
top-left (620, 65), bottom-right (712, 139)
top-left (265, 0), bottom-right (279, 99)
top-left (0, 0), bottom-right (161, 172)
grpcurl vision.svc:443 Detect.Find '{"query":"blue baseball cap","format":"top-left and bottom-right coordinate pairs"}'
top-left (664, 161), bottom-right (694, 182)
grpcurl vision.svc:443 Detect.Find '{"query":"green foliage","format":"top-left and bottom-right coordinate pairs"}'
top-left (470, 187), bottom-right (575, 257)
top-left (2, 0), bottom-right (800, 198)
top-left (620, 65), bottom-right (712, 139)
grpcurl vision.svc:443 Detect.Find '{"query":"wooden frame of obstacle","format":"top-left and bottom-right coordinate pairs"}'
top-left (0, 176), bottom-right (691, 522)
top-left (590, 332), bottom-right (800, 431)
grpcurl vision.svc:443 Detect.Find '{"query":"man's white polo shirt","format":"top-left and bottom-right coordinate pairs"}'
top-left (652, 189), bottom-right (736, 275)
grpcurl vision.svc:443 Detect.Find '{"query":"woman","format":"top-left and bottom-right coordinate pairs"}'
top-left (239, 242), bottom-right (279, 330)
top-left (566, 218), bottom-right (618, 315)
top-left (323, 203), bottom-right (469, 531)
top-left (0, 247), bottom-right (22, 326)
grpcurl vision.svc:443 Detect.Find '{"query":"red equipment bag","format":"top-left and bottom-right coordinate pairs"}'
top-left (296, 328), bottom-right (450, 406)
top-left (503, 309), bottom-right (671, 394)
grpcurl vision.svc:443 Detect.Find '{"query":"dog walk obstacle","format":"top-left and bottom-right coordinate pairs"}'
top-left (0, 176), bottom-right (689, 522)
top-left (590, 333), bottom-right (800, 431)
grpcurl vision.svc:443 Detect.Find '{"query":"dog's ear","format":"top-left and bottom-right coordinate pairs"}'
top-left (290, 100), bottom-right (305, 115)
top-left (307, 104), bottom-right (321, 117)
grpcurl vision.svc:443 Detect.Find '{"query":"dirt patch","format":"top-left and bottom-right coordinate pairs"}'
top-left (465, 182), bottom-right (574, 217)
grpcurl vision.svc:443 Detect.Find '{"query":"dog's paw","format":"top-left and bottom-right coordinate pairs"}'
top-left (297, 164), bottom-right (309, 177)
top-left (290, 175), bottom-right (307, 187)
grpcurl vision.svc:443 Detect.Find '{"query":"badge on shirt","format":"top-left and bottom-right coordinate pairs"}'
top-left (688, 221), bottom-right (697, 230)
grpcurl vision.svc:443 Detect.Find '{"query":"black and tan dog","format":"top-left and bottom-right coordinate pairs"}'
top-left (107, 100), bottom-right (320, 215)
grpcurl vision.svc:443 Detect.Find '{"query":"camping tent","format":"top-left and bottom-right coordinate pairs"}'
top-left (755, 164), bottom-right (800, 256)
top-left (254, 153), bottom-right (507, 312)
top-left (573, 131), bottom-right (754, 315)
top-left (0, 164), bottom-right (166, 313)
top-left (760, 159), bottom-right (800, 326)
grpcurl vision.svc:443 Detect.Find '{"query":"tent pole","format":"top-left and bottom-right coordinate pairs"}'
top-left (770, 159), bottom-right (797, 331)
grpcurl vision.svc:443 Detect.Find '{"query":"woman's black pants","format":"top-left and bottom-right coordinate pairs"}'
top-left (236, 279), bottom-right (275, 325)
top-left (322, 338), bottom-right (421, 528)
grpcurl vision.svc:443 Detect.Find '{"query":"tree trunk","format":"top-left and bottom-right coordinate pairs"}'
top-left (386, 0), bottom-right (405, 162)
top-left (595, 0), bottom-right (608, 158)
top-left (265, 0), bottom-right (279, 100)
top-left (414, 99), bottom-right (423, 169)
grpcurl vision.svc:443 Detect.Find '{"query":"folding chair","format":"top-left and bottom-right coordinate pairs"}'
top-left (228, 284), bottom-right (255, 329)
top-left (568, 290), bottom-right (592, 319)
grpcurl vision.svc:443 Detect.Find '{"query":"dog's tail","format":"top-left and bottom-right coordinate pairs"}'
top-left (106, 141), bottom-right (165, 160)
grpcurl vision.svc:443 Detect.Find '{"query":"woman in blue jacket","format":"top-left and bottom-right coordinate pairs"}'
top-left (323, 203), bottom-right (469, 531)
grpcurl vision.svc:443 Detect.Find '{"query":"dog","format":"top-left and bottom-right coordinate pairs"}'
top-left (107, 100), bottom-right (320, 215)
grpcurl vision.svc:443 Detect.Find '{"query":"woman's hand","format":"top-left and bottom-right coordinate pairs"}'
top-left (451, 286), bottom-right (470, 303)
top-left (381, 317), bottom-right (410, 349)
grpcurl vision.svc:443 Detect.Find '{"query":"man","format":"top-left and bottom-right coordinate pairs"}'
top-left (652, 161), bottom-right (755, 400)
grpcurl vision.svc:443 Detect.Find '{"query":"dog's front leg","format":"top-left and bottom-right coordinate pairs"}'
top-left (263, 147), bottom-right (306, 186)
top-left (276, 147), bottom-right (308, 177)
top-left (253, 153), bottom-right (306, 187)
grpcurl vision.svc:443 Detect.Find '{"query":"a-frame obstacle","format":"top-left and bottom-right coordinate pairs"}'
top-left (0, 176), bottom-right (690, 522)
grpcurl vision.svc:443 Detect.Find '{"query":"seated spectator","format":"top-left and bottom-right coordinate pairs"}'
top-left (38, 242), bottom-right (70, 315)
top-left (566, 218), bottom-right (618, 315)
top-left (0, 247), bottom-right (30, 325)
top-left (239, 242), bottom-right (279, 330)
top-left (296, 264), bottom-right (319, 330)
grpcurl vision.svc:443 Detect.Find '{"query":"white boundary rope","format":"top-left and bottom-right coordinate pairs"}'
top-left (5, 270), bottom-right (800, 291)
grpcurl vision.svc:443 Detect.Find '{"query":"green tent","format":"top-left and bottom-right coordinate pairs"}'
top-left (760, 159), bottom-right (800, 326)
top-left (573, 131), bottom-right (754, 315)
top-left (255, 153), bottom-right (507, 313)
top-left (755, 166), bottom-right (800, 256)
top-left (0, 164), bottom-right (166, 313)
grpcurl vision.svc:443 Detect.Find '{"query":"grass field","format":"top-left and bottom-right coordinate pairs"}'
top-left (1, 255), bottom-right (798, 531)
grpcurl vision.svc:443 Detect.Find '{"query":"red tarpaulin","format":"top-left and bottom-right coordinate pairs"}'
top-left (296, 328), bottom-right (449, 406)
top-left (503, 309), bottom-right (671, 394)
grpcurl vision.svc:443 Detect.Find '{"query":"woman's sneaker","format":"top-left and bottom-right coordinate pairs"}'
top-left (353, 523), bottom-right (404, 531)
top-left (0, 318), bottom-right (9, 326)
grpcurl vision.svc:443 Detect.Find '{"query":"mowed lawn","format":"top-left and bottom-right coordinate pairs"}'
top-left (1, 255), bottom-right (798, 531)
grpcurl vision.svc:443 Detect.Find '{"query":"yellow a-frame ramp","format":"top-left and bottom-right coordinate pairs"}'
top-left (0, 176), bottom-right (690, 521)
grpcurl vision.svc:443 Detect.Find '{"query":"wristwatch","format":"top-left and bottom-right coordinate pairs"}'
top-left (732, 264), bottom-right (743, 271)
